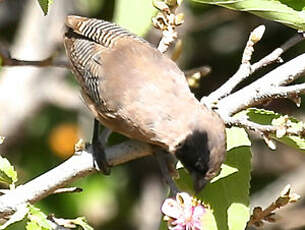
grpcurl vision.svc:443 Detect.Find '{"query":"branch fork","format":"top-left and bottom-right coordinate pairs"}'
top-left (248, 184), bottom-right (300, 227)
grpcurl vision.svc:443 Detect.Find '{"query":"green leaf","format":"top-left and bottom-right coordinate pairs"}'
top-left (191, 0), bottom-right (305, 31)
top-left (210, 164), bottom-right (238, 183)
top-left (246, 108), bottom-right (305, 151)
top-left (0, 155), bottom-right (17, 187)
top-left (37, 0), bottom-right (54, 16)
top-left (244, 108), bottom-right (281, 125)
top-left (70, 217), bottom-right (93, 230)
top-left (176, 127), bottom-right (251, 230)
top-left (27, 205), bottom-right (52, 230)
top-left (27, 206), bottom-right (93, 230)
top-left (159, 216), bottom-right (168, 230)
top-left (113, 0), bottom-right (157, 36)
top-left (26, 221), bottom-right (43, 230)
top-left (226, 125), bottom-right (251, 150)
top-left (201, 208), bottom-right (218, 229)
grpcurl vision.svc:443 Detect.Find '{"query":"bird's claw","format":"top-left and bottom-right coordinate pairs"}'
top-left (92, 119), bottom-right (111, 175)
top-left (92, 141), bottom-right (111, 175)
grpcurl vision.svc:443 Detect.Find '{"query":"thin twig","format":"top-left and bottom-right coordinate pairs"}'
top-left (215, 53), bottom-right (305, 117)
top-left (242, 25), bottom-right (266, 64)
top-left (201, 63), bottom-right (251, 107)
top-left (1, 56), bottom-right (70, 69)
top-left (248, 185), bottom-right (300, 227)
top-left (203, 25), bottom-right (265, 106)
top-left (224, 112), bottom-right (305, 150)
top-left (226, 116), bottom-right (278, 150)
top-left (0, 44), bottom-right (70, 68)
top-left (251, 32), bottom-right (305, 73)
top-left (226, 117), bottom-right (276, 134)
top-left (184, 65), bottom-right (211, 88)
top-left (203, 31), bottom-right (305, 108)
top-left (152, 0), bottom-right (184, 53)
top-left (52, 187), bottom-right (83, 195)
top-left (184, 66), bottom-right (211, 78)
top-left (226, 113), bottom-right (305, 137)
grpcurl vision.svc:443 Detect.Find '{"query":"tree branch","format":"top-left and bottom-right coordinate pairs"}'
top-left (153, 0), bottom-right (183, 53)
top-left (215, 53), bottom-right (305, 118)
top-left (0, 53), bottom-right (70, 69)
top-left (203, 31), bottom-right (305, 107)
top-left (255, 83), bottom-right (305, 101)
top-left (248, 185), bottom-right (300, 227)
top-left (203, 25), bottom-right (265, 106)
top-left (0, 140), bottom-right (152, 218)
top-left (251, 32), bottom-right (305, 73)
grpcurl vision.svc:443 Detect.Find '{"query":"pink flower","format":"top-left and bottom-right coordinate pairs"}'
top-left (161, 192), bottom-right (205, 230)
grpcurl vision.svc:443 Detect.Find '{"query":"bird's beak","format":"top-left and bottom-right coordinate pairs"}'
top-left (191, 172), bottom-right (208, 193)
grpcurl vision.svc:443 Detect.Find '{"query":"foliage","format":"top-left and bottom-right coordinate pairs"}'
top-left (0, 149), bottom-right (93, 230)
top-left (192, 0), bottom-right (305, 31)
top-left (246, 108), bottom-right (305, 151)
top-left (37, 0), bottom-right (53, 16)
top-left (0, 137), bottom-right (17, 188)
top-left (26, 205), bottom-right (53, 230)
top-left (67, 217), bottom-right (94, 230)
top-left (0, 155), bottom-right (17, 189)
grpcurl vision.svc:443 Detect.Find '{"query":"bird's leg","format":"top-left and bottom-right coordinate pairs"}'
top-left (155, 150), bottom-right (180, 197)
top-left (92, 119), bottom-right (111, 175)
top-left (100, 126), bottom-right (112, 147)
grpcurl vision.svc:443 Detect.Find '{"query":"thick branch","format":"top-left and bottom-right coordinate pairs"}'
top-left (216, 53), bottom-right (305, 117)
top-left (255, 83), bottom-right (305, 101)
top-left (203, 63), bottom-right (251, 106)
top-left (0, 140), bottom-right (152, 218)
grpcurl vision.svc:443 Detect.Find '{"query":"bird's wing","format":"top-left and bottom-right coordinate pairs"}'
top-left (64, 16), bottom-right (198, 150)
top-left (65, 15), bottom-right (147, 48)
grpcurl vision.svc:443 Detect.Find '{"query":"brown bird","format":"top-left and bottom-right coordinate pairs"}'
top-left (64, 15), bottom-right (226, 192)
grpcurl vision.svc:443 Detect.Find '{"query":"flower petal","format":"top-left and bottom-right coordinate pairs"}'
top-left (193, 205), bottom-right (205, 218)
top-left (176, 192), bottom-right (192, 208)
top-left (162, 198), bottom-right (181, 219)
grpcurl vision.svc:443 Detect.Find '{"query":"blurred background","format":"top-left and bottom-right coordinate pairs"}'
top-left (0, 0), bottom-right (305, 229)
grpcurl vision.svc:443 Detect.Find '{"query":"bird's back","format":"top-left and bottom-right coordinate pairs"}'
top-left (64, 16), bottom-right (206, 151)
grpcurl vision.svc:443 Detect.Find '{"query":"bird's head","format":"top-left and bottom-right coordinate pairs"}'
top-left (174, 113), bottom-right (226, 192)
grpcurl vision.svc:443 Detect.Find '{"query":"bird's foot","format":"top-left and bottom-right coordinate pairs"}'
top-left (92, 119), bottom-right (111, 175)
top-left (92, 140), bottom-right (111, 175)
top-left (155, 150), bottom-right (180, 197)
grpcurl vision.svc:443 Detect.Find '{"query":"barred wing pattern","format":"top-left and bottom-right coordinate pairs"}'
top-left (64, 15), bottom-right (198, 151)
top-left (65, 16), bottom-right (146, 48)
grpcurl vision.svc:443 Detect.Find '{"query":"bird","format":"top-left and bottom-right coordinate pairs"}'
top-left (64, 15), bottom-right (226, 192)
